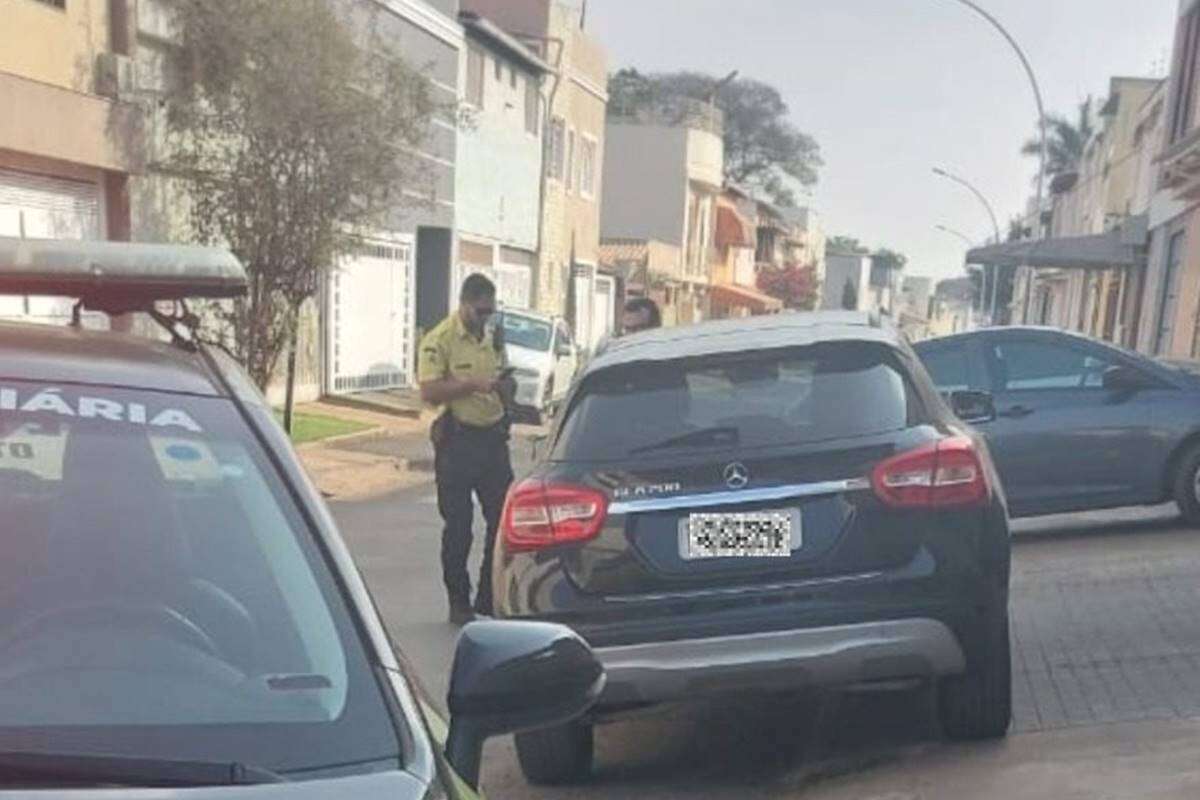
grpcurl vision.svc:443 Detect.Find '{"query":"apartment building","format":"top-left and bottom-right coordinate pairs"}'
top-left (0, 0), bottom-right (144, 327)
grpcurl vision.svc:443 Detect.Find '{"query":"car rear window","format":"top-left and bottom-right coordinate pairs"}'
top-left (553, 342), bottom-right (919, 462)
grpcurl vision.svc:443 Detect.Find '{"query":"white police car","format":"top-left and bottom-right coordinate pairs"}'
top-left (0, 237), bottom-right (602, 794)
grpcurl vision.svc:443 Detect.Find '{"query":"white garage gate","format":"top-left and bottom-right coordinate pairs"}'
top-left (325, 235), bottom-right (416, 395)
top-left (0, 168), bottom-right (103, 325)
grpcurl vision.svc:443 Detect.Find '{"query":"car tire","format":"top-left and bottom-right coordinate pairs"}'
top-left (514, 720), bottom-right (594, 786)
top-left (1172, 444), bottom-right (1200, 527)
top-left (938, 588), bottom-right (1012, 741)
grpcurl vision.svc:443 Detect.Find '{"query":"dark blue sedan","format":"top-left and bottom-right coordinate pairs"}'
top-left (914, 327), bottom-right (1200, 523)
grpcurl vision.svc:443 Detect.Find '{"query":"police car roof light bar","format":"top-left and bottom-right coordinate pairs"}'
top-left (0, 237), bottom-right (247, 316)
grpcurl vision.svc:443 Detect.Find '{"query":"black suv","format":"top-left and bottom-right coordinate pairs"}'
top-left (494, 311), bottom-right (1013, 784)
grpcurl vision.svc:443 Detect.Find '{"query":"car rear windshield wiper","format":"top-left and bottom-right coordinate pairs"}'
top-left (630, 426), bottom-right (740, 454)
top-left (0, 750), bottom-right (284, 787)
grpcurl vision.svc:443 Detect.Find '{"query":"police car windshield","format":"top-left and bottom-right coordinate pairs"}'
top-left (0, 381), bottom-right (398, 777)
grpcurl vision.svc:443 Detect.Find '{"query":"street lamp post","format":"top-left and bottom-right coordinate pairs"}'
top-left (947, 0), bottom-right (1048, 324)
top-left (933, 167), bottom-right (1002, 323)
top-left (934, 223), bottom-right (974, 247)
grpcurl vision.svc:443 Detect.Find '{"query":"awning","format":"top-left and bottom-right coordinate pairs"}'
top-left (710, 282), bottom-right (783, 312)
top-left (715, 206), bottom-right (754, 248)
top-left (966, 216), bottom-right (1147, 271)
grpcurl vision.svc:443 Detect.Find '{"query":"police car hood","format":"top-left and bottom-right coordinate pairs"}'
top-left (21, 771), bottom-right (429, 799)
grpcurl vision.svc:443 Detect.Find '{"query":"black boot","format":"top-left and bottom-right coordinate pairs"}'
top-left (448, 597), bottom-right (475, 626)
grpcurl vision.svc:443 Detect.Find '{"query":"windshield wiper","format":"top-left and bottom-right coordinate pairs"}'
top-left (0, 750), bottom-right (284, 787)
top-left (631, 426), bottom-right (740, 454)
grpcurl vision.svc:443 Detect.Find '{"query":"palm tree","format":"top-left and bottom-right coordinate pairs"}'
top-left (1021, 97), bottom-right (1096, 179)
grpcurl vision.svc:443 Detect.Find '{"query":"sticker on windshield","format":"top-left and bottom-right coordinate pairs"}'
top-left (0, 386), bottom-right (203, 433)
top-left (0, 423), bottom-right (67, 481)
top-left (151, 437), bottom-right (222, 482)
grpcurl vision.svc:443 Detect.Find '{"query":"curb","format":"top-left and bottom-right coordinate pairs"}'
top-left (321, 394), bottom-right (424, 421)
top-left (292, 424), bottom-right (386, 450)
top-left (295, 425), bottom-right (388, 451)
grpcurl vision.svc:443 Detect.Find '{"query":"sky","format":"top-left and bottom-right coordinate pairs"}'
top-left (586, 0), bottom-right (1178, 282)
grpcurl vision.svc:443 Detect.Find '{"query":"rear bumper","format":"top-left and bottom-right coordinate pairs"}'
top-left (594, 617), bottom-right (965, 706)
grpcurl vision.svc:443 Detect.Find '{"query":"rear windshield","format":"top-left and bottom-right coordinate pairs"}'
top-left (553, 342), bottom-right (918, 462)
top-left (0, 381), bottom-right (397, 776)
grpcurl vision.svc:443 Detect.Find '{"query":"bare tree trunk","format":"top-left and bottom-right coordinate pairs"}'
top-left (282, 303), bottom-right (300, 435)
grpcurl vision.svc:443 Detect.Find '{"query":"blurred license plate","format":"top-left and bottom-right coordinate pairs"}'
top-left (679, 510), bottom-right (798, 559)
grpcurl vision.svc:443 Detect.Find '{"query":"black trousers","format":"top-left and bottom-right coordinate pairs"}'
top-left (434, 423), bottom-right (513, 614)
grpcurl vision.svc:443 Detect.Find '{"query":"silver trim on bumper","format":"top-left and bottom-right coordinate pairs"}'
top-left (608, 478), bottom-right (870, 515)
top-left (595, 618), bottom-right (965, 703)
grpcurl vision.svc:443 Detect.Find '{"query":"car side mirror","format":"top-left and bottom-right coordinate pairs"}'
top-left (445, 621), bottom-right (605, 789)
top-left (555, 341), bottom-right (574, 358)
top-left (949, 390), bottom-right (996, 424)
top-left (1102, 365), bottom-right (1149, 392)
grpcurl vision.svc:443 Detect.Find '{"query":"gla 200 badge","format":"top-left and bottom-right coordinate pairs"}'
top-left (612, 482), bottom-right (682, 500)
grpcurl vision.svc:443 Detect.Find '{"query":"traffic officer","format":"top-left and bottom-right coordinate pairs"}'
top-left (418, 273), bottom-right (515, 625)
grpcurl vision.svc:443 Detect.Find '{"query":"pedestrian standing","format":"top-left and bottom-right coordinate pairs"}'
top-left (622, 297), bottom-right (662, 335)
top-left (594, 297), bottom-right (663, 357)
top-left (418, 274), bottom-right (515, 626)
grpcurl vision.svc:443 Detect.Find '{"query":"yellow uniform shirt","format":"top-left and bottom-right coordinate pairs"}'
top-left (417, 312), bottom-right (505, 427)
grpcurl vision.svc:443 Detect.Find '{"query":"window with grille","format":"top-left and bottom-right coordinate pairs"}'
top-left (548, 118), bottom-right (566, 180)
top-left (465, 45), bottom-right (484, 108)
top-left (525, 78), bottom-right (540, 135)
top-left (579, 137), bottom-right (597, 198)
top-left (1170, 7), bottom-right (1200, 143)
top-left (565, 130), bottom-right (577, 192)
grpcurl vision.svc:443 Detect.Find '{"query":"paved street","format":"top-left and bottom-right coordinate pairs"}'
top-left (332, 481), bottom-right (1200, 798)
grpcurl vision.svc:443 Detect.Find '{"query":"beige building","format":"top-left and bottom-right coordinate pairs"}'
top-left (462, 0), bottom-right (609, 349)
top-left (601, 99), bottom-right (725, 329)
top-left (1145, 0), bottom-right (1200, 360)
top-left (984, 77), bottom-right (1160, 346)
top-left (1039, 78), bottom-right (1160, 343)
top-left (708, 187), bottom-right (781, 318)
top-left (0, 0), bottom-right (143, 326)
top-left (781, 206), bottom-right (827, 281)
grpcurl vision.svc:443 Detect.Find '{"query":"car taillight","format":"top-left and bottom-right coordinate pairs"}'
top-left (501, 479), bottom-right (608, 552)
top-left (871, 435), bottom-right (989, 508)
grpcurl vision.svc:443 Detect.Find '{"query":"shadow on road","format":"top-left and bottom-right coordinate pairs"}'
top-left (577, 687), bottom-right (940, 793)
top-left (1011, 504), bottom-right (1182, 544)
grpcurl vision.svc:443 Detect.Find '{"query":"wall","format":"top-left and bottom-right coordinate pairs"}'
top-left (456, 40), bottom-right (542, 252)
top-left (685, 127), bottom-right (723, 188)
top-left (600, 123), bottom-right (688, 245)
top-left (349, 0), bottom-right (461, 235)
top-left (822, 254), bottom-right (869, 311)
top-left (1, 0), bottom-right (110, 93)
top-left (459, 0), bottom-right (547, 33)
top-left (512, 0), bottom-right (607, 318)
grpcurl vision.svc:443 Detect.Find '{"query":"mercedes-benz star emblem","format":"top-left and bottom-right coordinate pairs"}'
top-left (724, 462), bottom-right (750, 490)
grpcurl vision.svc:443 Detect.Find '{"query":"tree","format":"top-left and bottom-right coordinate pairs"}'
top-left (826, 235), bottom-right (869, 255)
top-left (608, 69), bottom-right (822, 207)
top-left (161, 0), bottom-right (432, 429)
top-left (872, 248), bottom-right (907, 273)
top-left (757, 263), bottom-right (819, 310)
top-left (841, 279), bottom-right (859, 311)
top-left (1021, 97), bottom-right (1096, 180)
